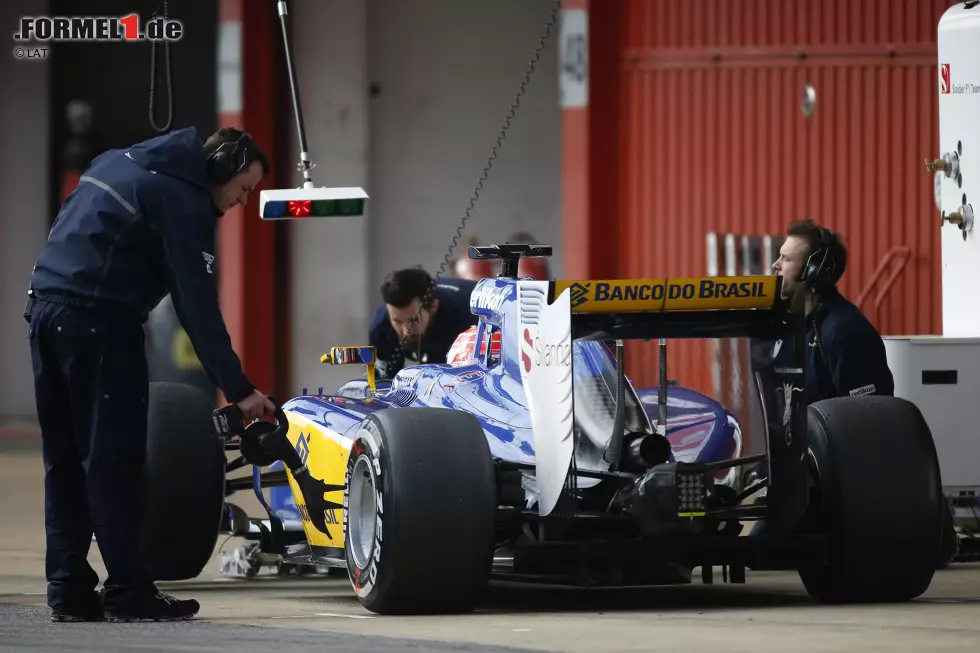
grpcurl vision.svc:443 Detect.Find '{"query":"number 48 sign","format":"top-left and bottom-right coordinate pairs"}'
top-left (559, 9), bottom-right (588, 109)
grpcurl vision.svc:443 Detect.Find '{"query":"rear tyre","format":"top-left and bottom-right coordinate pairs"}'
top-left (798, 396), bottom-right (942, 603)
top-left (936, 496), bottom-right (958, 569)
top-left (344, 408), bottom-right (496, 615)
top-left (140, 382), bottom-right (226, 581)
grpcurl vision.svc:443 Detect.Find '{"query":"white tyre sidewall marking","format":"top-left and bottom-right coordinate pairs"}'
top-left (346, 422), bottom-right (384, 599)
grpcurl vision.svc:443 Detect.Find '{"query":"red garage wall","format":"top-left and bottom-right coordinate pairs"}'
top-left (566, 0), bottom-right (959, 408)
top-left (217, 0), bottom-right (289, 403)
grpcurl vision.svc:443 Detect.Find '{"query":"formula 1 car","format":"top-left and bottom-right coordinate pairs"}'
top-left (138, 244), bottom-right (946, 615)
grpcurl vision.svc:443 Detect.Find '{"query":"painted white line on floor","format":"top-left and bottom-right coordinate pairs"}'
top-left (269, 615), bottom-right (317, 620)
top-left (315, 612), bottom-right (376, 619)
top-left (267, 612), bottom-right (376, 620)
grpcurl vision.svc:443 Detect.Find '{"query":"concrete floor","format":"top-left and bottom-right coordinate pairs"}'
top-left (2, 434), bottom-right (979, 652)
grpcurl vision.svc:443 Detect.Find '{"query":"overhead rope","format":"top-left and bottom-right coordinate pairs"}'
top-left (409, 0), bottom-right (563, 361)
top-left (148, 0), bottom-right (174, 132)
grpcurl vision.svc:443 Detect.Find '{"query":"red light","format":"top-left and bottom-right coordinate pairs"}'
top-left (288, 200), bottom-right (311, 217)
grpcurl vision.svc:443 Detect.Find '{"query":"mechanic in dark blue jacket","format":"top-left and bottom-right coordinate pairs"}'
top-left (770, 218), bottom-right (894, 400)
top-left (748, 219), bottom-right (893, 533)
top-left (760, 220), bottom-right (960, 566)
top-left (369, 268), bottom-right (479, 379)
top-left (25, 126), bottom-right (276, 623)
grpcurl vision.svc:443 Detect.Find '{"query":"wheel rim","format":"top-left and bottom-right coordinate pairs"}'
top-left (349, 454), bottom-right (377, 570)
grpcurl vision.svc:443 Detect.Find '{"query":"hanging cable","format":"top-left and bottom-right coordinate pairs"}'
top-left (148, 0), bottom-right (174, 132)
top-left (409, 0), bottom-right (562, 360)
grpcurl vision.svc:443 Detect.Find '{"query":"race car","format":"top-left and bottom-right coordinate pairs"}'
top-left (138, 244), bottom-right (946, 615)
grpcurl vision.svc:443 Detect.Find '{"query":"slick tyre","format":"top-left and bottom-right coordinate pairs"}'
top-left (344, 408), bottom-right (496, 615)
top-left (798, 396), bottom-right (943, 603)
top-left (140, 382), bottom-right (226, 581)
top-left (936, 496), bottom-right (959, 569)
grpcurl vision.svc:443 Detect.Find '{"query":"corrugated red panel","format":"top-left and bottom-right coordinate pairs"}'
top-left (624, 0), bottom-right (957, 50)
top-left (617, 1), bottom-right (959, 414)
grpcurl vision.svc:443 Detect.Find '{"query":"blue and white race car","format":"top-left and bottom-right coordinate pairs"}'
top-left (140, 244), bottom-right (947, 615)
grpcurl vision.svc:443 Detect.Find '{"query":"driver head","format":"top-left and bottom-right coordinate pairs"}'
top-left (517, 257), bottom-right (549, 280)
top-left (454, 256), bottom-right (496, 280)
top-left (381, 267), bottom-right (440, 346)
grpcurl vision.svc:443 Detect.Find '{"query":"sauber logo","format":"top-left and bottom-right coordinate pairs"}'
top-left (567, 282), bottom-right (591, 308)
top-left (522, 328), bottom-right (533, 373)
top-left (937, 63), bottom-right (979, 95)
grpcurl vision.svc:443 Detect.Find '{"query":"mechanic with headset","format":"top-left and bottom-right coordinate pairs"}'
top-left (24, 126), bottom-right (276, 623)
top-left (746, 219), bottom-right (893, 525)
top-left (770, 217), bottom-right (894, 400)
top-left (369, 267), bottom-right (479, 379)
top-left (762, 219), bottom-right (958, 565)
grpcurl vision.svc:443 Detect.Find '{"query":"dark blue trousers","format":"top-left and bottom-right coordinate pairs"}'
top-left (28, 296), bottom-right (157, 612)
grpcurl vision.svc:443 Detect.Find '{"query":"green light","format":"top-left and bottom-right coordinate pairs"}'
top-left (306, 198), bottom-right (364, 217)
top-left (339, 198), bottom-right (364, 215)
top-left (312, 199), bottom-right (336, 216)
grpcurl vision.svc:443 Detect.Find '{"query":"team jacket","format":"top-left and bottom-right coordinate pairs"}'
top-left (28, 127), bottom-right (255, 403)
top-left (772, 286), bottom-right (895, 402)
top-left (369, 277), bottom-right (480, 379)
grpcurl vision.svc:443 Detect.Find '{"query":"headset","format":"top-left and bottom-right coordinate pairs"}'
top-left (799, 226), bottom-right (840, 293)
top-left (205, 131), bottom-right (255, 185)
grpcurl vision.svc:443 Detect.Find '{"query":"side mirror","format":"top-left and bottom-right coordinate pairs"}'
top-left (321, 346), bottom-right (377, 392)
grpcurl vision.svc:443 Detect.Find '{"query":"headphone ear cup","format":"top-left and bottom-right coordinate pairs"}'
top-left (805, 250), bottom-right (835, 292)
top-left (207, 151), bottom-right (233, 185)
top-left (800, 248), bottom-right (824, 291)
top-left (800, 228), bottom-right (837, 292)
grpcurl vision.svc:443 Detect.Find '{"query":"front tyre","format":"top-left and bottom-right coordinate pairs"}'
top-left (140, 382), bottom-right (225, 581)
top-left (343, 408), bottom-right (496, 615)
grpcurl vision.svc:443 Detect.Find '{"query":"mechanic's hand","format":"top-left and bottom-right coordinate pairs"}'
top-left (236, 390), bottom-right (276, 422)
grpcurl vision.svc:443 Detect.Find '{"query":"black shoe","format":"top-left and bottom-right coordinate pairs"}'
top-left (50, 591), bottom-right (105, 622)
top-left (104, 592), bottom-right (200, 623)
top-left (51, 608), bottom-right (104, 623)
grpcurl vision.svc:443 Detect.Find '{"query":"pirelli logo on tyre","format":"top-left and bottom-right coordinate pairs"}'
top-left (553, 276), bottom-right (780, 313)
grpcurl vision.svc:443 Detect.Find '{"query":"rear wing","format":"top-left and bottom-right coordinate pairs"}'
top-left (517, 276), bottom-right (808, 527)
top-left (551, 276), bottom-right (796, 342)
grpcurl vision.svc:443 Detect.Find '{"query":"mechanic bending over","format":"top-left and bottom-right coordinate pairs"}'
top-left (369, 267), bottom-right (479, 378)
top-left (770, 218), bottom-right (894, 399)
top-left (25, 126), bottom-right (277, 623)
